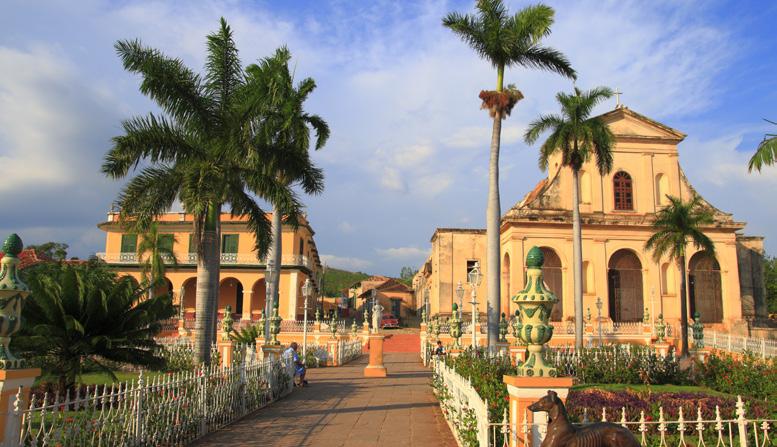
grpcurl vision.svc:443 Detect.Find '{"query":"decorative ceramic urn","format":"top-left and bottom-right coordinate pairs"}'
top-left (330, 314), bottom-right (338, 339)
top-left (0, 234), bottom-right (30, 369)
top-left (512, 246), bottom-right (558, 377)
top-left (449, 304), bottom-right (462, 348)
top-left (269, 303), bottom-right (282, 345)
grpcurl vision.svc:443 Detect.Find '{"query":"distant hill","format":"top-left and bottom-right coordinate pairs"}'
top-left (322, 267), bottom-right (370, 296)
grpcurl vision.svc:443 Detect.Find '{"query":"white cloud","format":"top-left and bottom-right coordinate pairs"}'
top-left (376, 246), bottom-right (429, 260)
top-left (379, 167), bottom-right (405, 192)
top-left (444, 125), bottom-right (524, 149)
top-left (392, 144), bottom-right (434, 167)
top-left (320, 254), bottom-right (373, 271)
top-left (337, 221), bottom-right (355, 233)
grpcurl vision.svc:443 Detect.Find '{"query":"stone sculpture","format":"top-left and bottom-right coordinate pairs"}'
top-left (528, 390), bottom-right (640, 447)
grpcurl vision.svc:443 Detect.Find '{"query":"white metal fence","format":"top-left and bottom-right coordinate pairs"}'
top-left (338, 340), bottom-right (363, 365)
top-left (432, 357), bottom-right (490, 447)
top-left (703, 330), bottom-right (777, 359)
top-left (13, 354), bottom-right (295, 446)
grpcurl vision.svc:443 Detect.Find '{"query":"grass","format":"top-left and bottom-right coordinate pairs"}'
top-left (572, 383), bottom-right (734, 397)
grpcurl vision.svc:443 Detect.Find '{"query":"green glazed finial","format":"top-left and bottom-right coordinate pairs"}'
top-left (526, 246), bottom-right (544, 269)
top-left (2, 234), bottom-right (22, 257)
top-left (452, 303), bottom-right (458, 312)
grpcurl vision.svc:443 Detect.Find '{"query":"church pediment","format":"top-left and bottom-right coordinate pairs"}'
top-left (598, 107), bottom-right (686, 142)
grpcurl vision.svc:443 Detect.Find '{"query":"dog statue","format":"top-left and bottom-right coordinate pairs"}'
top-left (527, 390), bottom-right (640, 447)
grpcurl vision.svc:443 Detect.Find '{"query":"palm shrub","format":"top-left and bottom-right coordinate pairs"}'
top-left (748, 119), bottom-right (777, 172)
top-left (14, 261), bottom-right (176, 391)
top-left (644, 195), bottom-right (715, 357)
top-left (443, 0), bottom-right (575, 346)
top-left (103, 18), bottom-right (302, 363)
top-left (524, 87), bottom-right (615, 349)
top-left (244, 47), bottom-right (327, 310)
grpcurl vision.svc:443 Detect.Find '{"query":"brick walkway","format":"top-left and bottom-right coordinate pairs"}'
top-left (193, 352), bottom-right (457, 447)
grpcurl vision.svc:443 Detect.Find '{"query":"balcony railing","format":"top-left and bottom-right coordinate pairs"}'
top-left (96, 252), bottom-right (316, 269)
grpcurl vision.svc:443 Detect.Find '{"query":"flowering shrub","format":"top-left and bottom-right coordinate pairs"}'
top-left (693, 352), bottom-right (777, 399)
top-left (447, 348), bottom-right (514, 424)
top-left (547, 344), bottom-right (687, 385)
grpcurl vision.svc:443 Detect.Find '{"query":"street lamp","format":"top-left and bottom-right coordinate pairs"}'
top-left (596, 296), bottom-right (603, 346)
top-left (467, 261), bottom-right (482, 350)
top-left (424, 287), bottom-right (430, 320)
top-left (455, 281), bottom-right (465, 319)
top-left (302, 278), bottom-right (313, 362)
top-left (264, 258), bottom-right (276, 340)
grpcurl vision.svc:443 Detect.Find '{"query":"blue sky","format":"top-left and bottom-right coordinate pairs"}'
top-left (1, 0), bottom-right (776, 276)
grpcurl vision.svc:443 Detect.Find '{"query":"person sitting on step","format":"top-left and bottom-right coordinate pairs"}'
top-left (284, 342), bottom-right (308, 387)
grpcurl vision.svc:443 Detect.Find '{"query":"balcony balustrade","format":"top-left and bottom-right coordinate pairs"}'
top-left (96, 252), bottom-right (316, 269)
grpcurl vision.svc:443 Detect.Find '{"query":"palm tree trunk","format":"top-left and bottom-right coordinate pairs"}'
top-left (571, 168), bottom-right (584, 349)
top-left (264, 208), bottom-right (282, 338)
top-left (194, 203), bottom-right (221, 365)
top-left (486, 65), bottom-right (505, 349)
top-left (678, 256), bottom-right (689, 357)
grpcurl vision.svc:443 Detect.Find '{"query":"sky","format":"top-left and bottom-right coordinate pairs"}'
top-left (1, 0), bottom-right (776, 276)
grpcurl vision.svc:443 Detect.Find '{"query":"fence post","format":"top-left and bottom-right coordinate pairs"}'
top-left (727, 334), bottom-right (732, 352)
top-left (761, 339), bottom-right (766, 360)
top-left (736, 396), bottom-right (748, 447)
top-left (134, 371), bottom-right (145, 442)
top-left (199, 365), bottom-right (208, 438)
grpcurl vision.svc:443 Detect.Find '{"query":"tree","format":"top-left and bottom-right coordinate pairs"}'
top-left (244, 47), bottom-right (328, 318)
top-left (14, 261), bottom-right (176, 391)
top-left (103, 18), bottom-right (301, 364)
top-left (644, 195), bottom-right (715, 357)
top-left (25, 242), bottom-right (69, 261)
top-left (524, 87), bottom-right (615, 349)
top-left (747, 119), bottom-right (777, 172)
top-left (764, 256), bottom-right (777, 315)
top-left (443, 0), bottom-right (575, 346)
top-left (135, 222), bottom-right (178, 296)
top-left (399, 266), bottom-right (416, 286)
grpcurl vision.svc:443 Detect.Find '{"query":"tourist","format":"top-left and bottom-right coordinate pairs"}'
top-left (434, 340), bottom-right (446, 356)
top-left (284, 342), bottom-right (308, 387)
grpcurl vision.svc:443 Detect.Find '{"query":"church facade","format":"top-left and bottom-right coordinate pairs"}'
top-left (415, 106), bottom-right (766, 334)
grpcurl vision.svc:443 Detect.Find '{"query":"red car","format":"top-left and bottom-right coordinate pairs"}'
top-left (380, 313), bottom-right (400, 329)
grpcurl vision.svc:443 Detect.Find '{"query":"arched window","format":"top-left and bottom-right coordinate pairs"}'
top-left (655, 174), bottom-right (669, 206)
top-left (613, 171), bottom-right (634, 210)
top-left (579, 171), bottom-right (592, 204)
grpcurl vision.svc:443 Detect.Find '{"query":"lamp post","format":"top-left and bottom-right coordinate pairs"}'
top-left (455, 281), bottom-right (465, 319)
top-left (468, 261), bottom-right (482, 350)
top-left (596, 296), bottom-right (603, 346)
top-left (302, 278), bottom-right (313, 363)
top-left (264, 259), bottom-right (276, 340)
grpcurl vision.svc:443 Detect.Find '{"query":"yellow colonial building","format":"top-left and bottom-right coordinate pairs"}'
top-left (97, 211), bottom-right (323, 324)
top-left (415, 106), bottom-right (766, 334)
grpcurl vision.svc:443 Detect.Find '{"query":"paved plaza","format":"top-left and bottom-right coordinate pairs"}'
top-left (194, 352), bottom-right (457, 447)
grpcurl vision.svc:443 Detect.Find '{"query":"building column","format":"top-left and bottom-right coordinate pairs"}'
top-left (242, 289), bottom-right (253, 320)
top-left (288, 270), bottom-right (299, 320)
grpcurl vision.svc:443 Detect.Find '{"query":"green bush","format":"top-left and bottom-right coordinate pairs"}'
top-left (693, 352), bottom-right (777, 399)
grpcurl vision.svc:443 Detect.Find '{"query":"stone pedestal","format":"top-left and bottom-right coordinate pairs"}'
top-left (216, 339), bottom-right (235, 367)
top-left (0, 368), bottom-right (40, 444)
top-left (364, 334), bottom-right (387, 377)
top-left (654, 341), bottom-right (671, 358)
top-left (691, 347), bottom-right (711, 363)
top-left (509, 346), bottom-right (528, 366)
top-left (261, 344), bottom-right (284, 362)
top-left (504, 375), bottom-right (574, 447)
top-left (327, 339), bottom-right (340, 367)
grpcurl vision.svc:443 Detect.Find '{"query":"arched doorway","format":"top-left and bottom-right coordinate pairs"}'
top-left (608, 249), bottom-right (644, 322)
top-left (218, 277), bottom-right (243, 318)
top-left (539, 247), bottom-right (563, 321)
top-left (251, 278), bottom-right (267, 320)
top-left (180, 277), bottom-right (197, 319)
top-left (689, 252), bottom-right (723, 323)
top-left (502, 253), bottom-right (511, 315)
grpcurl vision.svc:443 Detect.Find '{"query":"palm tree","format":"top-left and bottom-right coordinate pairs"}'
top-left (644, 195), bottom-right (715, 357)
top-left (244, 47), bottom-right (328, 317)
top-left (748, 119), bottom-right (777, 172)
top-left (524, 87), bottom-right (615, 349)
top-left (15, 261), bottom-right (176, 391)
top-left (135, 222), bottom-right (178, 297)
top-left (103, 18), bottom-right (301, 364)
top-left (443, 0), bottom-right (576, 346)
